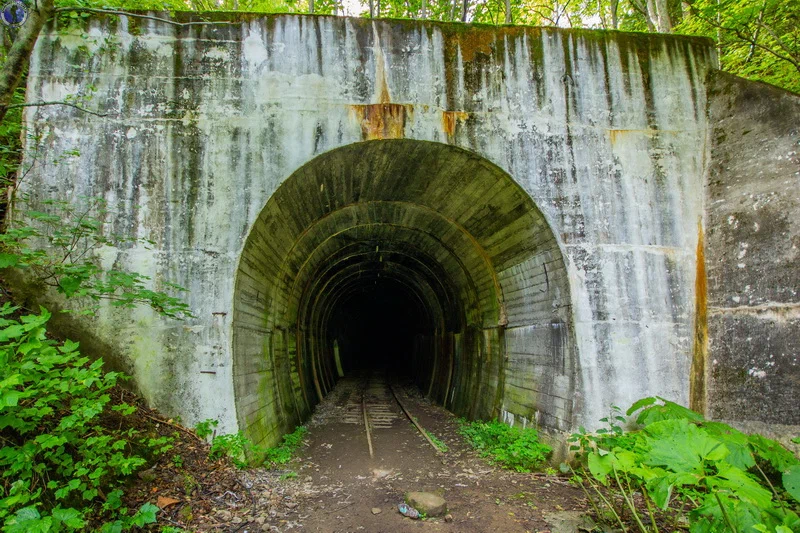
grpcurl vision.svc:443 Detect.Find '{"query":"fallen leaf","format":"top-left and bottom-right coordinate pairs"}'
top-left (157, 496), bottom-right (181, 509)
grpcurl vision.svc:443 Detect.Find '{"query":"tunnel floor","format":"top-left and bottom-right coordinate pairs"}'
top-left (280, 372), bottom-right (586, 532)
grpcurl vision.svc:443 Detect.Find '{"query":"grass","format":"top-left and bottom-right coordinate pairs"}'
top-left (458, 419), bottom-right (551, 472)
top-left (425, 430), bottom-right (449, 453)
top-left (264, 426), bottom-right (308, 466)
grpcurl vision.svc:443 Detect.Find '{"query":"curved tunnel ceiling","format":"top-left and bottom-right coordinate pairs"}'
top-left (233, 140), bottom-right (575, 446)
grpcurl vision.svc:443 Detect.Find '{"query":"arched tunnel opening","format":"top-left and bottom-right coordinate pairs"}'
top-left (233, 140), bottom-right (576, 447)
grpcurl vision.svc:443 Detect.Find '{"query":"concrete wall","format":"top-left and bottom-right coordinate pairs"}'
top-left (703, 72), bottom-right (800, 427)
top-left (20, 13), bottom-right (716, 440)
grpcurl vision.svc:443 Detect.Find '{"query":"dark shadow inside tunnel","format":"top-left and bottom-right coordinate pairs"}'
top-left (328, 279), bottom-right (426, 377)
top-left (232, 139), bottom-right (577, 447)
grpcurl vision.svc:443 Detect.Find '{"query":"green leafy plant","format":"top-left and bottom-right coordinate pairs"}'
top-left (209, 432), bottom-right (251, 469)
top-left (425, 430), bottom-right (449, 453)
top-left (0, 304), bottom-right (163, 531)
top-left (458, 419), bottom-right (552, 472)
top-left (160, 526), bottom-right (190, 533)
top-left (569, 396), bottom-right (800, 533)
top-left (0, 195), bottom-right (192, 318)
top-left (194, 418), bottom-right (219, 440)
top-left (263, 426), bottom-right (308, 466)
top-left (206, 425), bottom-right (308, 470)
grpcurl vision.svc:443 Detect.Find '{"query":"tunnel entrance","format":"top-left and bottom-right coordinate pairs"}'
top-left (233, 140), bottom-right (576, 447)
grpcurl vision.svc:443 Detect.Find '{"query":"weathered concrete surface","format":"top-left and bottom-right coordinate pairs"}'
top-left (703, 72), bottom-right (800, 425)
top-left (20, 13), bottom-right (718, 442)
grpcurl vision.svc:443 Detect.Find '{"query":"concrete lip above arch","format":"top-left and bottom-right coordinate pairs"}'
top-left (233, 139), bottom-right (576, 447)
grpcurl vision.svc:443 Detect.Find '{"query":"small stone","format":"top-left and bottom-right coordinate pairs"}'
top-left (371, 507), bottom-right (382, 515)
top-left (137, 467), bottom-right (157, 482)
top-left (405, 491), bottom-right (447, 517)
top-left (444, 514), bottom-right (453, 522)
top-left (542, 511), bottom-right (597, 533)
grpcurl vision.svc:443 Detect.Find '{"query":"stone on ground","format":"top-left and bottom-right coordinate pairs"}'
top-left (405, 492), bottom-right (447, 517)
top-left (542, 510), bottom-right (598, 533)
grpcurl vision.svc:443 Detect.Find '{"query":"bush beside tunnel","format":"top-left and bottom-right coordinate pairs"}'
top-left (232, 140), bottom-right (576, 447)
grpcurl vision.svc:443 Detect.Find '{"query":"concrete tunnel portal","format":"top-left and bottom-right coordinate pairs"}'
top-left (233, 139), bottom-right (576, 447)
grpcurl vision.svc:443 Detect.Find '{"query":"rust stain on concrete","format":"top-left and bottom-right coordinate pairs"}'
top-left (442, 110), bottom-right (469, 137)
top-left (351, 104), bottom-right (411, 140)
top-left (607, 128), bottom-right (659, 146)
top-left (690, 220), bottom-right (708, 415)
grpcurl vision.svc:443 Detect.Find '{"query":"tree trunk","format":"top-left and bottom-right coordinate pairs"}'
top-left (461, 0), bottom-right (468, 21)
top-left (421, 0), bottom-right (428, 19)
top-left (654, 0), bottom-right (672, 32)
top-left (611, 0), bottom-right (619, 29)
top-left (644, 0), bottom-right (658, 31)
top-left (0, 0), bottom-right (55, 125)
top-left (309, 0), bottom-right (315, 14)
top-left (504, 0), bottom-right (512, 24)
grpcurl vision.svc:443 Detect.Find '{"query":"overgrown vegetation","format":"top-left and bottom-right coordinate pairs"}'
top-left (0, 196), bottom-right (192, 318)
top-left (263, 425), bottom-right (308, 466)
top-left (459, 419), bottom-right (552, 472)
top-left (0, 305), bottom-right (164, 532)
top-left (0, 112), bottom-right (193, 529)
top-left (568, 397), bottom-right (800, 533)
top-left (425, 430), bottom-right (449, 453)
top-left (195, 419), bottom-right (308, 470)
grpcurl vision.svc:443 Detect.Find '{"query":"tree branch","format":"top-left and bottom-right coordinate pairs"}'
top-left (52, 7), bottom-right (237, 27)
top-left (7, 101), bottom-right (108, 117)
top-left (689, 7), bottom-right (800, 73)
top-left (0, 0), bottom-right (55, 124)
top-left (756, 21), bottom-right (800, 70)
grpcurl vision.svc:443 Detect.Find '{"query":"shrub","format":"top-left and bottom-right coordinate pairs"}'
top-left (264, 426), bottom-right (308, 466)
top-left (459, 419), bottom-right (552, 472)
top-left (569, 397), bottom-right (800, 533)
top-left (0, 304), bottom-right (163, 531)
top-left (201, 424), bottom-right (308, 469)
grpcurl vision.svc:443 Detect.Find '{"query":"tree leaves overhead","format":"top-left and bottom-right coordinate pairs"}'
top-left (677, 0), bottom-right (799, 93)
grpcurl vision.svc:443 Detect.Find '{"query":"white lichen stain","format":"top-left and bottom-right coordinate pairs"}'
top-left (204, 47), bottom-right (230, 60)
top-left (737, 242), bottom-right (749, 259)
top-left (242, 30), bottom-right (269, 74)
top-left (747, 368), bottom-right (767, 379)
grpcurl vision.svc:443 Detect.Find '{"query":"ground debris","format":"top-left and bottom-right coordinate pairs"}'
top-left (93, 387), bottom-right (308, 532)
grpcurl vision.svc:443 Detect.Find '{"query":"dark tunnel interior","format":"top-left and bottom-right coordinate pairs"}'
top-left (327, 278), bottom-right (427, 377)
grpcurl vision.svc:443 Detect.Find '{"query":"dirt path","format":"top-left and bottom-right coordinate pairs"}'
top-left (278, 374), bottom-right (587, 533)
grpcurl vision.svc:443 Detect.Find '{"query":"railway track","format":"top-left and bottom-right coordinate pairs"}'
top-left (336, 372), bottom-right (444, 458)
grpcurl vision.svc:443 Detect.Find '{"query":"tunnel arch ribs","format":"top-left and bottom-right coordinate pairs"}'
top-left (232, 139), bottom-right (576, 447)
